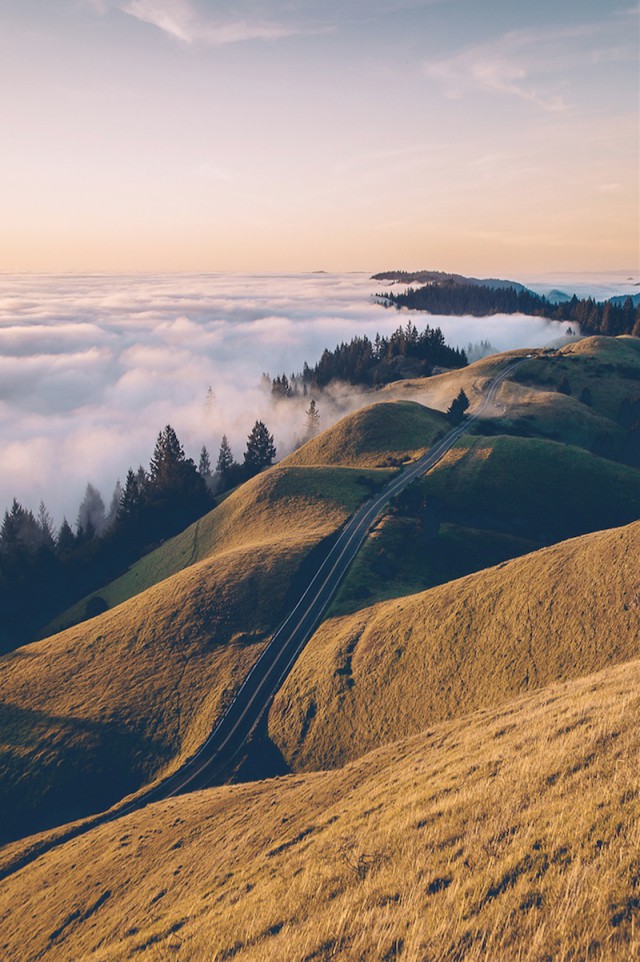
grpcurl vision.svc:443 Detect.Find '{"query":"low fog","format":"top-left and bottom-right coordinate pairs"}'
top-left (0, 271), bottom-right (582, 524)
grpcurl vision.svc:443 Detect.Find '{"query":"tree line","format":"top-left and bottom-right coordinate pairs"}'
top-left (282, 321), bottom-right (468, 390)
top-left (378, 283), bottom-right (640, 337)
top-left (0, 420), bottom-right (277, 649)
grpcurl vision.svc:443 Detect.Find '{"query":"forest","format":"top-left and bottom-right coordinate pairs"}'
top-left (0, 421), bottom-right (277, 649)
top-left (379, 283), bottom-right (640, 337)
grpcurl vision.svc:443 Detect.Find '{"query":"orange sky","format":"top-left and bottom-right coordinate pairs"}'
top-left (0, 0), bottom-right (638, 273)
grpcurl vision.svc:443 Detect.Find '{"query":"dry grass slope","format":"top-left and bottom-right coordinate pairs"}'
top-left (47, 463), bottom-right (382, 633)
top-left (282, 400), bottom-right (448, 468)
top-left (269, 522), bottom-right (640, 773)
top-left (1, 658), bottom-right (638, 961)
top-left (0, 466), bottom-right (379, 842)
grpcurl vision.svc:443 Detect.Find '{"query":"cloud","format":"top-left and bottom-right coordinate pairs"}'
top-left (423, 15), bottom-right (636, 113)
top-left (0, 271), bottom-right (609, 524)
top-left (424, 28), bottom-right (571, 112)
top-left (121, 0), bottom-right (312, 45)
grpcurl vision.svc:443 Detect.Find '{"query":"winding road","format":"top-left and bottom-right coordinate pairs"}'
top-left (0, 355), bottom-right (529, 881)
top-left (140, 354), bottom-right (529, 798)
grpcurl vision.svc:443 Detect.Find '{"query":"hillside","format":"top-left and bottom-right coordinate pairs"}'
top-left (46, 463), bottom-right (389, 635)
top-left (0, 465), bottom-right (387, 843)
top-left (281, 400), bottom-right (447, 468)
top-left (268, 522), bottom-right (640, 773)
top-left (332, 433), bottom-right (640, 615)
top-left (1, 657), bottom-right (638, 961)
top-left (387, 336), bottom-right (640, 455)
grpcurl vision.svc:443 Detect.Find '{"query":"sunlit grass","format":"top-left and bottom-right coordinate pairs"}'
top-left (270, 521), bottom-right (640, 773)
top-left (1, 657), bottom-right (638, 961)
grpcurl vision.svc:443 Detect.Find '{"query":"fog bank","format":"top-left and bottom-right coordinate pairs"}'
top-left (0, 271), bottom-right (609, 523)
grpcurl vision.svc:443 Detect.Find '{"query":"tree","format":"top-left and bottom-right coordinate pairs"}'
top-left (244, 421), bottom-right (276, 476)
top-left (557, 376), bottom-right (572, 396)
top-left (118, 468), bottom-right (144, 522)
top-left (76, 483), bottom-right (107, 538)
top-left (305, 398), bottom-right (320, 440)
top-left (579, 386), bottom-right (593, 407)
top-left (216, 435), bottom-right (234, 487)
top-left (149, 425), bottom-right (186, 490)
top-left (36, 501), bottom-right (56, 551)
top-left (56, 518), bottom-right (76, 555)
top-left (446, 389), bottom-right (469, 425)
top-left (198, 445), bottom-right (213, 489)
top-left (106, 480), bottom-right (124, 529)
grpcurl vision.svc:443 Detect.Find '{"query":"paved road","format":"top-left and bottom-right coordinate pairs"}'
top-left (138, 354), bottom-right (529, 798)
top-left (0, 355), bottom-right (529, 882)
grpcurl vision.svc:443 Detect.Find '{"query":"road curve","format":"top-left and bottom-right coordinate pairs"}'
top-left (0, 356), bottom-right (528, 882)
top-left (136, 354), bottom-right (529, 799)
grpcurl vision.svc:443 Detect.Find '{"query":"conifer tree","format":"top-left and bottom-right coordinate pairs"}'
top-left (56, 518), bottom-right (76, 555)
top-left (199, 445), bottom-right (213, 487)
top-left (216, 435), bottom-right (234, 486)
top-left (305, 398), bottom-right (320, 439)
top-left (244, 421), bottom-right (276, 476)
top-left (446, 389), bottom-right (469, 425)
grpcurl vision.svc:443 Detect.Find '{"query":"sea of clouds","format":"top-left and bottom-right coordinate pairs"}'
top-left (0, 270), bottom-right (634, 524)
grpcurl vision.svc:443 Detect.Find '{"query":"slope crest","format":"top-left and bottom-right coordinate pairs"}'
top-left (269, 521), bottom-right (640, 772)
top-left (281, 400), bottom-right (447, 468)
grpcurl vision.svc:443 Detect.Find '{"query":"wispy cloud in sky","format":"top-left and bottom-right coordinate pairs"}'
top-left (423, 17), bottom-right (636, 112)
top-left (121, 0), bottom-right (316, 45)
top-left (424, 28), bottom-right (571, 111)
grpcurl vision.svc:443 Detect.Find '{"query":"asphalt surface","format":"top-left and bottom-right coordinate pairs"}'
top-left (137, 354), bottom-right (529, 798)
top-left (0, 355), bottom-right (528, 881)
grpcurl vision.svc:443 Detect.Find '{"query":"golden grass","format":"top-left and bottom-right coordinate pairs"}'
top-left (269, 522), bottom-right (640, 773)
top-left (0, 466), bottom-right (378, 842)
top-left (1, 657), bottom-right (638, 961)
top-left (47, 464), bottom-right (380, 634)
top-left (384, 337), bottom-right (640, 453)
top-left (282, 400), bottom-right (447, 468)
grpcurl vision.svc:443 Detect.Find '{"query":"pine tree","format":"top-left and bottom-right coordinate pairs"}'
top-left (36, 501), bottom-right (56, 550)
top-left (106, 480), bottom-right (124, 529)
top-left (244, 421), bottom-right (276, 476)
top-left (149, 425), bottom-right (186, 490)
top-left (305, 398), bottom-right (320, 439)
top-left (76, 483), bottom-right (106, 538)
top-left (216, 435), bottom-right (234, 486)
top-left (119, 468), bottom-right (143, 521)
top-left (446, 389), bottom-right (469, 425)
top-left (199, 445), bottom-right (212, 483)
top-left (56, 517), bottom-right (76, 555)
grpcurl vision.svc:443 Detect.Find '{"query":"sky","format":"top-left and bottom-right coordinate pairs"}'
top-left (0, 0), bottom-right (638, 274)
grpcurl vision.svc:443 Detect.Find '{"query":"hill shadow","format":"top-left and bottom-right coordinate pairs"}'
top-left (0, 701), bottom-right (171, 845)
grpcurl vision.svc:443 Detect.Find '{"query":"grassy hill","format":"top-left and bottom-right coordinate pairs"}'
top-left (282, 400), bottom-right (448, 468)
top-left (385, 336), bottom-right (640, 459)
top-left (0, 465), bottom-right (388, 843)
top-left (268, 522), bottom-right (640, 773)
top-left (45, 464), bottom-right (389, 636)
top-left (1, 656), bottom-right (638, 961)
top-left (333, 433), bottom-right (640, 615)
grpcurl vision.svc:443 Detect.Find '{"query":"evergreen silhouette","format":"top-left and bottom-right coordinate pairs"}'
top-left (244, 421), bottom-right (276, 477)
top-left (446, 389), bottom-right (470, 425)
top-left (305, 398), bottom-right (320, 439)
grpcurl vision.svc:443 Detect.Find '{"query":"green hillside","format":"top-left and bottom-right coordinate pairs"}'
top-left (46, 464), bottom-right (390, 636)
top-left (282, 399), bottom-right (448, 468)
top-left (334, 433), bottom-right (640, 615)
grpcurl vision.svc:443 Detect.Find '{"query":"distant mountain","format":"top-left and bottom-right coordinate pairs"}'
top-left (545, 288), bottom-right (573, 303)
top-left (609, 292), bottom-right (640, 308)
top-left (371, 268), bottom-right (531, 294)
